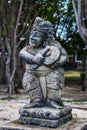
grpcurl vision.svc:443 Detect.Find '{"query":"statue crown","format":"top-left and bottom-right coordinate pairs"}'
top-left (32, 17), bottom-right (54, 38)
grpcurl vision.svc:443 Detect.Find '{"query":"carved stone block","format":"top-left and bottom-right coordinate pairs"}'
top-left (19, 106), bottom-right (72, 128)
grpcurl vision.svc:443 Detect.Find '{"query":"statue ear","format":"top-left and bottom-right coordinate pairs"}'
top-left (33, 17), bottom-right (43, 28)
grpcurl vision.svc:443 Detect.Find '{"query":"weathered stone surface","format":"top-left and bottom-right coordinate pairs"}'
top-left (19, 106), bottom-right (72, 128)
top-left (43, 46), bottom-right (60, 65)
top-left (19, 17), bottom-right (70, 128)
top-left (19, 16), bottom-right (67, 106)
top-left (19, 106), bottom-right (71, 119)
top-left (19, 114), bottom-right (72, 128)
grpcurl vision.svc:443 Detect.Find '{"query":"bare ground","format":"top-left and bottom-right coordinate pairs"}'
top-left (0, 77), bottom-right (87, 129)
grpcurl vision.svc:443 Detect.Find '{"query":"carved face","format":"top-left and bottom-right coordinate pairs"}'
top-left (29, 30), bottom-right (44, 47)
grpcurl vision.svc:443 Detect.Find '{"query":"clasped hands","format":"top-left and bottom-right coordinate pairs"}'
top-left (33, 46), bottom-right (50, 65)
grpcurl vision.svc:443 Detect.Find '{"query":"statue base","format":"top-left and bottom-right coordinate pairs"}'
top-left (19, 106), bottom-right (72, 128)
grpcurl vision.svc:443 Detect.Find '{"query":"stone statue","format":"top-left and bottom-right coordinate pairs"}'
top-left (19, 17), bottom-right (72, 128)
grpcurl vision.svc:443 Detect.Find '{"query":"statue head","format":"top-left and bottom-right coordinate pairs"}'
top-left (29, 17), bottom-right (54, 47)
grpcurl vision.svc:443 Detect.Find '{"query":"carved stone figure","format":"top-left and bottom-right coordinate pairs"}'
top-left (19, 17), bottom-right (72, 128)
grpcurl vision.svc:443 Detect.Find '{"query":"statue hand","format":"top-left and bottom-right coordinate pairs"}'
top-left (33, 53), bottom-right (44, 64)
top-left (46, 50), bottom-right (51, 57)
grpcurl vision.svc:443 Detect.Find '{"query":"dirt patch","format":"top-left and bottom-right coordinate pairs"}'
top-left (0, 77), bottom-right (87, 127)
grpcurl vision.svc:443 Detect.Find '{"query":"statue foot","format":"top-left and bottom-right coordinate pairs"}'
top-left (23, 100), bottom-right (46, 108)
top-left (47, 98), bottom-right (64, 109)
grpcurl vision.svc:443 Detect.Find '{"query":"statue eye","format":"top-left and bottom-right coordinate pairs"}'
top-left (35, 33), bottom-right (41, 37)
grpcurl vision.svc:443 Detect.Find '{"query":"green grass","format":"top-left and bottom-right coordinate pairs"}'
top-left (62, 99), bottom-right (87, 103)
top-left (64, 71), bottom-right (80, 78)
top-left (0, 95), bottom-right (19, 100)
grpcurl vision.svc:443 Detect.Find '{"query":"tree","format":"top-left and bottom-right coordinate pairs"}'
top-left (0, 0), bottom-right (68, 98)
top-left (0, 0), bottom-right (84, 98)
top-left (0, 0), bottom-right (40, 98)
top-left (72, 0), bottom-right (87, 90)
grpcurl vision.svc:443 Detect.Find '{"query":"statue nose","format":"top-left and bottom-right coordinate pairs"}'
top-left (30, 35), bottom-right (34, 40)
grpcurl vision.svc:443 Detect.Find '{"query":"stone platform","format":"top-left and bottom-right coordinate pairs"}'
top-left (1, 118), bottom-right (87, 130)
top-left (19, 106), bottom-right (72, 128)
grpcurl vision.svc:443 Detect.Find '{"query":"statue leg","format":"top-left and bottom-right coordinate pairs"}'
top-left (46, 70), bottom-right (64, 109)
top-left (47, 89), bottom-right (64, 109)
top-left (23, 72), bottom-right (45, 108)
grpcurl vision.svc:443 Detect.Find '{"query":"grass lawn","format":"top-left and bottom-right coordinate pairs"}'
top-left (64, 70), bottom-right (80, 78)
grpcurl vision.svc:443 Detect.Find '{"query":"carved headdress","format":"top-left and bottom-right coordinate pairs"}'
top-left (32, 17), bottom-right (54, 40)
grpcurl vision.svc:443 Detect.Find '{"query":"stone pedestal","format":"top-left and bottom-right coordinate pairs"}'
top-left (19, 106), bottom-right (72, 128)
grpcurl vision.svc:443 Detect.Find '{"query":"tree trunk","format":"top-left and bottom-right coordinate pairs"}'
top-left (5, 38), bottom-right (13, 98)
top-left (9, 37), bottom-right (17, 96)
top-left (0, 43), bottom-right (6, 83)
top-left (82, 53), bottom-right (87, 91)
top-left (72, 0), bottom-right (87, 91)
top-left (85, 54), bottom-right (87, 88)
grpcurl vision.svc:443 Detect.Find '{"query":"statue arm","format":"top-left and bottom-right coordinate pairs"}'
top-left (56, 46), bottom-right (67, 66)
top-left (19, 46), bottom-right (49, 64)
top-left (19, 46), bottom-right (35, 63)
top-left (60, 46), bottom-right (67, 60)
top-left (54, 41), bottom-right (67, 58)
top-left (55, 41), bottom-right (67, 63)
